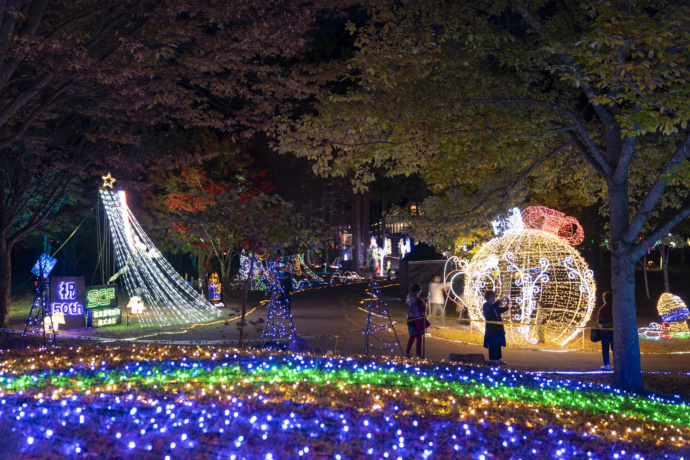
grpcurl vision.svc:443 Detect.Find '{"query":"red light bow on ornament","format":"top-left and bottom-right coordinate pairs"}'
top-left (521, 206), bottom-right (584, 245)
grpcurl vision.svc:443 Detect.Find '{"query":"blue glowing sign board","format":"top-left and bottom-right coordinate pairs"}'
top-left (31, 253), bottom-right (57, 278)
top-left (50, 276), bottom-right (86, 329)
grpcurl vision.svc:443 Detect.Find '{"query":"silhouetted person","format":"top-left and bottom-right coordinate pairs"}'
top-left (482, 290), bottom-right (510, 365)
top-left (597, 291), bottom-right (614, 370)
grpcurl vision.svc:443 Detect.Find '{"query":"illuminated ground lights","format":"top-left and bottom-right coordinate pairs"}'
top-left (1, 346), bottom-right (689, 459)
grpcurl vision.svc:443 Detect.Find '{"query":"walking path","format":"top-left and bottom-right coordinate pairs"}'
top-left (163, 281), bottom-right (690, 374)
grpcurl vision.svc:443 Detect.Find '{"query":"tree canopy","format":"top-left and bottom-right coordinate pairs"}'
top-left (0, 0), bottom-right (354, 327)
top-left (275, 0), bottom-right (690, 391)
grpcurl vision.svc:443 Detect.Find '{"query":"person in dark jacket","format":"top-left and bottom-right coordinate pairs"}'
top-left (278, 264), bottom-right (294, 316)
top-left (405, 283), bottom-right (428, 358)
top-left (482, 290), bottom-right (510, 365)
top-left (597, 291), bottom-right (614, 370)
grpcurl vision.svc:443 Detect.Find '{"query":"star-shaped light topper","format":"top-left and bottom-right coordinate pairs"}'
top-left (101, 173), bottom-right (116, 189)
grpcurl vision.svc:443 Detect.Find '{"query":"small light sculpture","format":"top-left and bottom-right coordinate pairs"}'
top-left (399, 238), bottom-right (411, 259)
top-left (44, 312), bottom-right (65, 331)
top-left (370, 237), bottom-right (392, 276)
top-left (101, 172), bottom-right (116, 189)
top-left (127, 296), bottom-right (145, 315)
top-left (208, 272), bottom-right (222, 303)
top-left (657, 293), bottom-right (690, 333)
top-left (466, 210), bottom-right (596, 346)
top-left (491, 207), bottom-right (524, 236)
top-left (521, 206), bottom-right (584, 245)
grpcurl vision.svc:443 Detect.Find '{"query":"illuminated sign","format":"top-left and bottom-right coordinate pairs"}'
top-left (31, 253), bottom-right (57, 278)
top-left (86, 285), bottom-right (118, 309)
top-left (50, 276), bottom-right (86, 329)
top-left (86, 307), bottom-right (122, 328)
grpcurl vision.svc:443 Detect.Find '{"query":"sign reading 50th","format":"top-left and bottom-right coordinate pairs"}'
top-left (49, 276), bottom-right (86, 329)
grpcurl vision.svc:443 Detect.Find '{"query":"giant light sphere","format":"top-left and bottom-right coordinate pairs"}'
top-left (464, 229), bottom-right (596, 346)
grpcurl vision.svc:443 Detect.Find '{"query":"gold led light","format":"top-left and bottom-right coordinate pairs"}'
top-left (657, 293), bottom-right (690, 333)
top-left (464, 229), bottom-right (596, 346)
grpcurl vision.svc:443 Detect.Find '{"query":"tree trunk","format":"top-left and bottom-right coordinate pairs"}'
top-left (661, 245), bottom-right (670, 292)
top-left (610, 251), bottom-right (643, 391)
top-left (240, 250), bottom-right (257, 347)
top-left (608, 172), bottom-right (643, 391)
top-left (642, 253), bottom-right (650, 300)
top-left (0, 240), bottom-right (11, 328)
top-left (381, 192), bottom-right (386, 243)
top-left (354, 195), bottom-right (362, 273)
top-left (219, 260), bottom-right (231, 304)
top-left (322, 240), bottom-right (329, 273)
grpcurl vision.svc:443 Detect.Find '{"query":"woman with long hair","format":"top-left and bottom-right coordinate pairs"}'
top-left (405, 283), bottom-right (428, 358)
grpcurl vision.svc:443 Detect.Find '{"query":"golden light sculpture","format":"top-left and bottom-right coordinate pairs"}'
top-left (127, 296), bottom-right (145, 315)
top-left (657, 293), bottom-right (690, 333)
top-left (464, 229), bottom-right (596, 346)
top-left (101, 172), bottom-right (116, 189)
top-left (44, 312), bottom-right (65, 331)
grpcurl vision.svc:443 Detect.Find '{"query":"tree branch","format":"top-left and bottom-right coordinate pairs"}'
top-left (631, 203), bottom-right (690, 261)
top-left (445, 97), bottom-right (612, 177)
top-left (623, 134), bottom-right (690, 243)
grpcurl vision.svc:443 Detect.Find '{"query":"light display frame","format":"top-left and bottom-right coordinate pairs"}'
top-left (464, 229), bottom-right (596, 346)
top-left (657, 293), bottom-right (690, 333)
top-left (100, 189), bottom-right (220, 327)
top-left (521, 206), bottom-right (585, 245)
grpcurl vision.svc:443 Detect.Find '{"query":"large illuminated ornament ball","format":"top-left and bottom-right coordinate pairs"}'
top-left (657, 293), bottom-right (690, 333)
top-left (464, 229), bottom-right (596, 346)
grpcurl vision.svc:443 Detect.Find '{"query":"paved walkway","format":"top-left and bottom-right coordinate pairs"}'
top-left (166, 281), bottom-right (689, 374)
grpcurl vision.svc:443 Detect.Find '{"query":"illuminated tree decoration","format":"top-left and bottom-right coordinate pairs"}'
top-left (370, 237), bottom-right (392, 276)
top-left (208, 272), bottom-right (222, 304)
top-left (399, 238), bottom-right (411, 259)
top-left (491, 207), bottom-right (524, 236)
top-left (100, 189), bottom-right (219, 327)
top-left (657, 293), bottom-right (690, 333)
top-left (464, 229), bottom-right (596, 346)
top-left (521, 206), bottom-right (585, 246)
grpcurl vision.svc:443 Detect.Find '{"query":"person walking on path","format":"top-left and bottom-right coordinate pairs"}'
top-left (482, 290), bottom-right (510, 365)
top-left (405, 283), bottom-right (429, 358)
top-left (597, 291), bottom-right (614, 370)
top-left (428, 276), bottom-right (452, 327)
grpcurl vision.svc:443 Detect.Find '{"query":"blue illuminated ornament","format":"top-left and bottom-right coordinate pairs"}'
top-left (31, 253), bottom-right (57, 278)
top-left (657, 293), bottom-right (690, 334)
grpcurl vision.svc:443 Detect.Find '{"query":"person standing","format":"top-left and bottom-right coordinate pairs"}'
top-left (428, 276), bottom-right (451, 327)
top-left (405, 283), bottom-right (428, 358)
top-left (482, 290), bottom-right (510, 365)
top-left (597, 291), bottom-right (614, 370)
top-left (278, 264), bottom-right (294, 316)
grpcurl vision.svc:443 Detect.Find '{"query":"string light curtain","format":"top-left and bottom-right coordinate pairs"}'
top-left (100, 189), bottom-right (220, 327)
